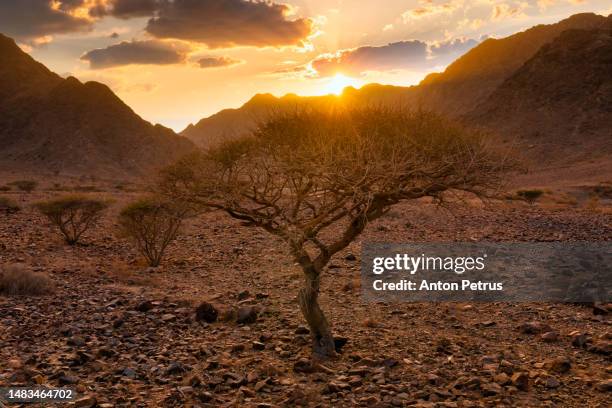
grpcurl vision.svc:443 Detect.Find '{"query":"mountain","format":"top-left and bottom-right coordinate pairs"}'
top-left (0, 34), bottom-right (195, 178)
top-left (415, 12), bottom-right (612, 116)
top-left (182, 84), bottom-right (415, 148)
top-left (182, 13), bottom-right (611, 150)
top-left (466, 27), bottom-right (612, 167)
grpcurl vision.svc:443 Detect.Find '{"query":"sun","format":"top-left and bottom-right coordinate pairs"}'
top-left (325, 73), bottom-right (362, 95)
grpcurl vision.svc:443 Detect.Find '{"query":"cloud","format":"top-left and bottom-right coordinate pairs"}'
top-left (90, 0), bottom-right (159, 19)
top-left (145, 0), bottom-right (313, 48)
top-left (81, 39), bottom-right (190, 69)
top-left (197, 56), bottom-right (243, 68)
top-left (0, 0), bottom-right (94, 41)
top-left (402, 0), bottom-right (459, 22)
top-left (490, 2), bottom-right (529, 20)
top-left (310, 38), bottom-right (478, 77)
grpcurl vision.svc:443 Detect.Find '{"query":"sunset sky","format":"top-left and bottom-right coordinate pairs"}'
top-left (2, 0), bottom-right (610, 131)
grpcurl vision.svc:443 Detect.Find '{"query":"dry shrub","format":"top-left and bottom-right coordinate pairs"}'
top-left (0, 196), bottom-right (20, 214)
top-left (516, 189), bottom-right (544, 204)
top-left (118, 197), bottom-right (190, 267)
top-left (10, 180), bottom-right (37, 192)
top-left (0, 264), bottom-right (54, 296)
top-left (34, 195), bottom-right (109, 245)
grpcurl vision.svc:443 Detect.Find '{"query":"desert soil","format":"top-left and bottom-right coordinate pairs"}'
top-left (0, 186), bottom-right (611, 407)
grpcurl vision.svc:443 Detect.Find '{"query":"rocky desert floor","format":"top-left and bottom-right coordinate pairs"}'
top-left (0, 181), bottom-right (611, 407)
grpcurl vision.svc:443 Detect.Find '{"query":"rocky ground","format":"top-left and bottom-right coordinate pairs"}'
top-left (0, 187), bottom-right (611, 407)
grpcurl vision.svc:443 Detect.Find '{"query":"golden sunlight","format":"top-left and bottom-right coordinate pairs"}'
top-left (325, 73), bottom-right (362, 95)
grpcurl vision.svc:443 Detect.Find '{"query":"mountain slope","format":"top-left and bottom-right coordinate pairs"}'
top-left (466, 27), bottom-right (612, 167)
top-left (415, 13), bottom-right (612, 117)
top-left (182, 84), bottom-right (414, 148)
top-left (0, 34), bottom-right (195, 178)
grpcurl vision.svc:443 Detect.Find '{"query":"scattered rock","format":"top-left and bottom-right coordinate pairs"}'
top-left (546, 357), bottom-right (571, 374)
top-left (236, 306), bottom-right (258, 324)
top-left (595, 379), bottom-right (612, 392)
top-left (571, 332), bottom-right (589, 348)
top-left (161, 314), bottom-right (176, 322)
top-left (541, 331), bottom-right (559, 342)
top-left (481, 382), bottom-right (503, 396)
top-left (293, 358), bottom-right (313, 373)
top-left (511, 372), bottom-right (529, 391)
top-left (544, 376), bottom-right (560, 389)
top-left (135, 300), bottom-right (154, 312)
top-left (195, 302), bottom-right (218, 323)
top-left (334, 336), bottom-right (348, 352)
top-left (518, 321), bottom-right (552, 334)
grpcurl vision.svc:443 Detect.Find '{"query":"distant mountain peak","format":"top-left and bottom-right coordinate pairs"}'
top-left (0, 33), bottom-right (195, 178)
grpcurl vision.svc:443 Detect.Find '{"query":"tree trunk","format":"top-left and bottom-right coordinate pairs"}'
top-left (298, 267), bottom-right (336, 359)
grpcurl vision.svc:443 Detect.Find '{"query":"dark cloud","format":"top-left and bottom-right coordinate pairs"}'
top-left (0, 0), bottom-right (93, 41)
top-left (198, 56), bottom-right (243, 68)
top-left (311, 38), bottom-right (478, 76)
top-left (81, 40), bottom-right (189, 69)
top-left (145, 0), bottom-right (313, 48)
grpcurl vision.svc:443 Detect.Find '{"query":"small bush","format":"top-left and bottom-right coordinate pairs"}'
top-left (118, 198), bottom-right (189, 267)
top-left (0, 196), bottom-right (20, 214)
top-left (34, 195), bottom-right (109, 245)
top-left (0, 264), bottom-right (54, 296)
top-left (10, 180), bottom-right (37, 193)
top-left (516, 189), bottom-right (544, 204)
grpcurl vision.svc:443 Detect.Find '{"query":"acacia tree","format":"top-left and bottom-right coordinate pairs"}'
top-left (160, 108), bottom-right (509, 358)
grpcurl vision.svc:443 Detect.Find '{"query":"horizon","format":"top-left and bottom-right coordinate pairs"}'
top-left (2, 1), bottom-right (611, 132)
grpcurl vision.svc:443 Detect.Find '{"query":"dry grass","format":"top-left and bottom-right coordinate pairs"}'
top-left (0, 196), bottom-right (20, 213)
top-left (0, 264), bottom-right (54, 296)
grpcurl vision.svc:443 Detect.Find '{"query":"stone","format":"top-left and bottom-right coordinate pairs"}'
top-left (195, 302), bottom-right (218, 323)
top-left (74, 396), bottom-right (97, 408)
top-left (595, 379), bottom-right (612, 392)
top-left (571, 332), bottom-right (589, 347)
top-left (541, 331), bottom-right (559, 342)
top-left (511, 372), bottom-right (529, 391)
top-left (166, 361), bottom-right (188, 375)
top-left (334, 336), bottom-right (349, 352)
top-left (236, 306), bottom-right (258, 324)
top-left (544, 376), bottom-right (560, 388)
top-left (546, 356), bottom-right (571, 373)
top-left (481, 382), bottom-right (503, 396)
top-left (135, 300), bottom-right (154, 312)
top-left (518, 321), bottom-right (551, 334)
top-left (8, 359), bottom-right (22, 369)
top-left (294, 325), bottom-right (310, 335)
top-left (161, 314), bottom-right (176, 322)
top-left (252, 341), bottom-right (265, 351)
top-left (58, 375), bottom-right (79, 385)
top-left (122, 368), bottom-right (137, 379)
top-left (293, 358), bottom-right (313, 373)
top-left (494, 373), bottom-right (510, 385)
